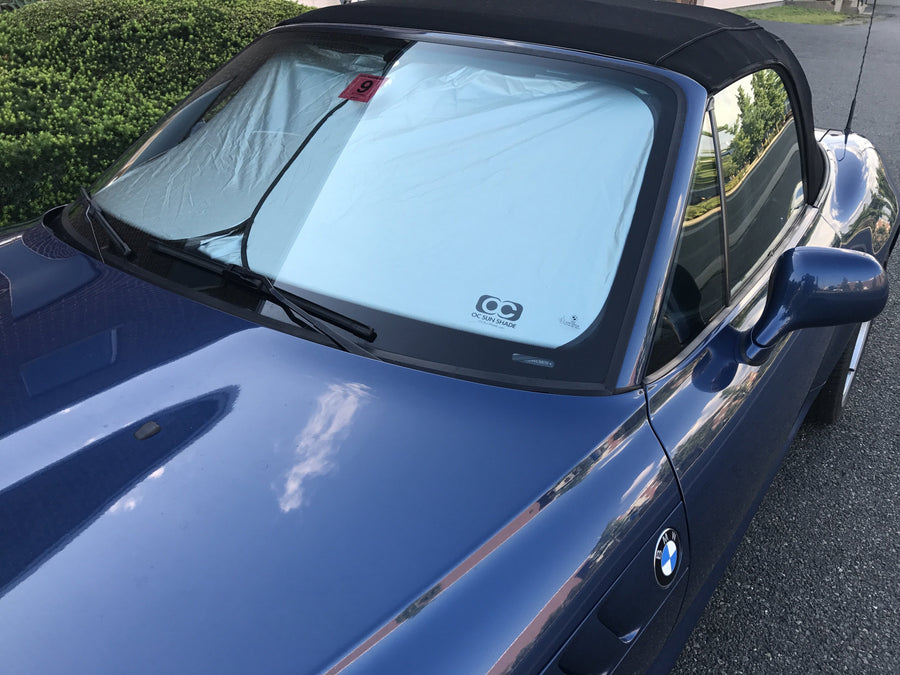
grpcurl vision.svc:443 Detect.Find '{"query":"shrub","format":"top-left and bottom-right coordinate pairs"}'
top-left (1, 1), bottom-right (46, 12)
top-left (0, 0), bottom-right (307, 227)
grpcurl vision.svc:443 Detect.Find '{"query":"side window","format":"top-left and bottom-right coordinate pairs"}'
top-left (648, 112), bottom-right (726, 372)
top-left (714, 70), bottom-right (805, 290)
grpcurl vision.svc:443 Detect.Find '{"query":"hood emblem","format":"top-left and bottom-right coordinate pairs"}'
top-left (654, 528), bottom-right (680, 586)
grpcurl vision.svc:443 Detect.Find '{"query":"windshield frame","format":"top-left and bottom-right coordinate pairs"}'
top-left (57, 24), bottom-right (693, 395)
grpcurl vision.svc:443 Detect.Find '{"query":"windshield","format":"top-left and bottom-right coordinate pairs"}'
top-left (64, 28), bottom-right (680, 392)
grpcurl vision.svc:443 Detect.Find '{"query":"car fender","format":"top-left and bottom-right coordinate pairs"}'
top-left (818, 129), bottom-right (900, 264)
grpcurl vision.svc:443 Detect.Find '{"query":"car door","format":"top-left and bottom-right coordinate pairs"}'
top-left (644, 70), bottom-right (839, 613)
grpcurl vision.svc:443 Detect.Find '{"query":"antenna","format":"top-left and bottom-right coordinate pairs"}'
top-left (844, 0), bottom-right (878, 140)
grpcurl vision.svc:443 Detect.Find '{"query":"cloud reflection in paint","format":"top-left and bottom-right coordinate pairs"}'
top-left (278, 383), bottom-right (370, 513)
top-left (108, 494), bottom-right (141, 514)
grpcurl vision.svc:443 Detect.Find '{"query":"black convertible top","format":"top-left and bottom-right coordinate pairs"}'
top-left (282, 0), bottom-right (824, 201)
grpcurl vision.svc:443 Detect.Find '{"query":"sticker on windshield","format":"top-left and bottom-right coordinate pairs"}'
top-left (473, 295), bottom-right (523, 329)
top-left (339, 74), bottom-right (386, 102)
top-left (559, 314), bottom-right (581, 330)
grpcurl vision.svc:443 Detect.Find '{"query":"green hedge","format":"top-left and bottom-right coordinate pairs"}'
top-left (1, 1), bottom-right (42, 11)
top-left (0, 0), bottom-right (307, 227)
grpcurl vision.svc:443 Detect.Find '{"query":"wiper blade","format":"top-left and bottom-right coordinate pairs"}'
top-left (224, 264), bottom-right (378, 345)
top-left (150, 242), bottom-right (379, 359)
top-left (79, 187), bottom-right (134, 260)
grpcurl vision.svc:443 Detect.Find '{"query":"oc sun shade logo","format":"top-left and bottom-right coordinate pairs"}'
top-left (654, 528), bottom-right (680, 586)
top-left (474, 295), bottom-right (524, 324)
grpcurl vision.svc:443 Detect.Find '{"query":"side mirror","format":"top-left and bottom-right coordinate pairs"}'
top-left (743, 247), bottom-right (888, 364)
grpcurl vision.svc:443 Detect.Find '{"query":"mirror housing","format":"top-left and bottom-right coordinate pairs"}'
top-left (743, 247), bottom-right (888, 364)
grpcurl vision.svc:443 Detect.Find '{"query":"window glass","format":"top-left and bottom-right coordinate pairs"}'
top-left (96, 40), bottom-right (655, 350)
top-left (715, 70), bottom-right (804, 289)
top-left (649, 112), bottom-right (726, 372)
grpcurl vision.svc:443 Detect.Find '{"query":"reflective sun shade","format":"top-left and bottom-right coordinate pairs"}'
top-left (97, 37), bottom-right (655, 349)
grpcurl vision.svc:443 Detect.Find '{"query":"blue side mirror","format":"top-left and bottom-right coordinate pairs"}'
top-left (743, 247), bottom-right (888, 364)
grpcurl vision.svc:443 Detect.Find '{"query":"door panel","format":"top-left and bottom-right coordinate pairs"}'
top-left (647, 283), bottom-right (832, 609)
top-left (646, 68), bottom-right (836, 611)
top-left (544, 506), bottom-right (690, 675)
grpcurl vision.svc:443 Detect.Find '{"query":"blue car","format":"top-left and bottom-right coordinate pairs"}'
top-left (1, 0), bottom-right (897, 672)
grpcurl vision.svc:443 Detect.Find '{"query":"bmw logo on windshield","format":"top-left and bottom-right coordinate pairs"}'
top-left (654, 528), bottom-right (680, 586)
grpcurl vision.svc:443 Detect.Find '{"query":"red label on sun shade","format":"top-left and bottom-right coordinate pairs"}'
top-left (339, 74), bottom-right (386, 102)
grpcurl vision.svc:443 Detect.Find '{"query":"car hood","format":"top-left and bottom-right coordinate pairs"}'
top-left (0, 225), bottom-right (665, 673)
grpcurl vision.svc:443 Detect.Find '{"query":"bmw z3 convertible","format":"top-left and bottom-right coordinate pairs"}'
top-left (0, 1), bottom-right (897, 673)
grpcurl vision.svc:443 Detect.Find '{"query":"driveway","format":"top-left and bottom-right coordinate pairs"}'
top-left (673, 7), bottom-right (900, 673)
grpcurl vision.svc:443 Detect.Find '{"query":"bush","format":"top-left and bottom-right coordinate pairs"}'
top-left (1, 1), bottom-right (46, 12)
top-left (0, 0), bottom-right (307, 227)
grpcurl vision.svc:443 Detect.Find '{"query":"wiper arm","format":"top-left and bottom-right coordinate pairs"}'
top-left (150, 242), bottom-right (379, 359)
top-left (79, 187), bottom-right (134, 260)
top-left (224, 264), bottom-right (379, 351)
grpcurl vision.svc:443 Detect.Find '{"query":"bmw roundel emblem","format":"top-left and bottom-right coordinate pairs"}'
top-left (654, 528), bottom-right (680, 586)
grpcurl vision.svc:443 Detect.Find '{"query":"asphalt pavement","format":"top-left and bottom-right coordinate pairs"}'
top-left (673, 8), bottom-right (900, 674)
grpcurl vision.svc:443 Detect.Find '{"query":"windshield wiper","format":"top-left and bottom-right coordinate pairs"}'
top-left (150, 241), bottom-right (379, 359)
top-left (79, 187), bottom-right (134, 260)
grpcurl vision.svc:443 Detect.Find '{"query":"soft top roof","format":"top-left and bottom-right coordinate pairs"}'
top-left (281, 0), bottom-right (824, 201)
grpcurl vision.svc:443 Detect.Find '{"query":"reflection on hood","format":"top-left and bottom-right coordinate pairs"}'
top-left (0, 387), bottom-right (237, 598)
top-left (279, 382), bottom-right (370, 512)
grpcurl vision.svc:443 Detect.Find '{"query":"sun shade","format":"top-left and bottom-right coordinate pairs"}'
top-left (97, 47), bottom-right (387, 238)
top-left (96, 41), bottom-right (654, 349)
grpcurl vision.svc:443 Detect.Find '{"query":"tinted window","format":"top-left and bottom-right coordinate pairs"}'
top-left (649, 112), bottom-right (726, 372)
top-left (715, 70), bottom-right (804, 289)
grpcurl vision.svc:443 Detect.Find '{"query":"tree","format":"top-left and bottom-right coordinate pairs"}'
top-left (722, 70), bottom-right (789, 183)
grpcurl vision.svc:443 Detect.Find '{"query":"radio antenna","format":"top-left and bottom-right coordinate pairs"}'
top-left (844, 0), bottom-right (878, 141)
